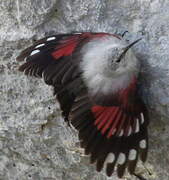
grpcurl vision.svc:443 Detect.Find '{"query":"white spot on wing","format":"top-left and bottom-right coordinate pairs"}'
top-left (119, 129), bottom-right (124, 137)
top-left (74, 32), bottom-right (82, 34)
top-left (135, 119), bottom-right (140, 133)
top-left (30, 49), bottom-right (40, 56)
top-left (141, 113), bottom-right (144, 124)
top-left (105, 153), bottom-right (115, 163)
top-left (47, 37), bottom-right (56, 41)
top-left (127, 126), bottom-right (132, 136)
top-left (35, 43), bottom-right (45, 48)
top-left (128, 149), bottom-right (137, 161)
top-left (117, 153), bottom-right (126, 165)
top-left (139, 139), bottom-right (147, 149)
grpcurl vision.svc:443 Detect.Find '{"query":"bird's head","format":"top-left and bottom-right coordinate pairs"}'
top-left (107, 38), bottom-right (141, 76)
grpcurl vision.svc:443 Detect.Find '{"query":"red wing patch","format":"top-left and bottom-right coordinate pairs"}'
top-left (91, 105), bottom-right (145, 139)
top-left (52, 36), bottom-right (80, 59)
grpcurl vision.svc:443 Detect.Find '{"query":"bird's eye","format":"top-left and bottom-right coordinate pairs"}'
top-left (115, 48), bottom-right (126, 63)
top-left (116, 53), bottom-right (124, 63)
top-left (116, 56), bottom-right (123, 63)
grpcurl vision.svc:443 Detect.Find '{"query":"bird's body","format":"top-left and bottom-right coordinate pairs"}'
top-left (17, 32), bottom-right (149, 178)
top-left (80, 35), bottom-right (140, 104)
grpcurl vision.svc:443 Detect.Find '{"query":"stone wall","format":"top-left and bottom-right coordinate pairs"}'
top-left (0, 0), bottom-right (169, 179)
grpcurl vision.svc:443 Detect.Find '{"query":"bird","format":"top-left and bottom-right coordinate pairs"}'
top-left (17, 32), bottom-right (149, 179)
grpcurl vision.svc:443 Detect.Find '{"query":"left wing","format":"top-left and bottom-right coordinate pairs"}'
top-left (70, 77), bottom-right (149, 178)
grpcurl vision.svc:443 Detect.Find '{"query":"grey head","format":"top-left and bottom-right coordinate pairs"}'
top-left (108, 38), bottom-right (142, 75)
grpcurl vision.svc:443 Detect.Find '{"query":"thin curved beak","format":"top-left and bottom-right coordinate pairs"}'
top-left (116, 38), bottom-right (142, 62)
top-left (123, 38), bottom-right (142, 54)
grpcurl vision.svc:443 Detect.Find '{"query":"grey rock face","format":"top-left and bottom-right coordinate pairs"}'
top-left (0, 0), bottom-right (169, 180)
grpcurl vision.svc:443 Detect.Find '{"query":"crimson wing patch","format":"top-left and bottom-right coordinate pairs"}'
top-left (92, 105), bottom-right (146, 138)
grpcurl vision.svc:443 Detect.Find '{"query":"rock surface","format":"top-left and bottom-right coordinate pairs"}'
top-left (0, 0), bottom-right (169, 180)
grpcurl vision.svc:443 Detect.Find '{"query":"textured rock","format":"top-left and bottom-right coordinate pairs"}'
top-left (0, 0), bottom-right (169, 180)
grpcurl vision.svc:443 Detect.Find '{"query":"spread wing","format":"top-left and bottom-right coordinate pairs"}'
top-left (17, 33), bottom-right (86, 124)
top-left (17, 32), bottom-right (148, 178)
top-left (70, 78), bottom-right (149, 178)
